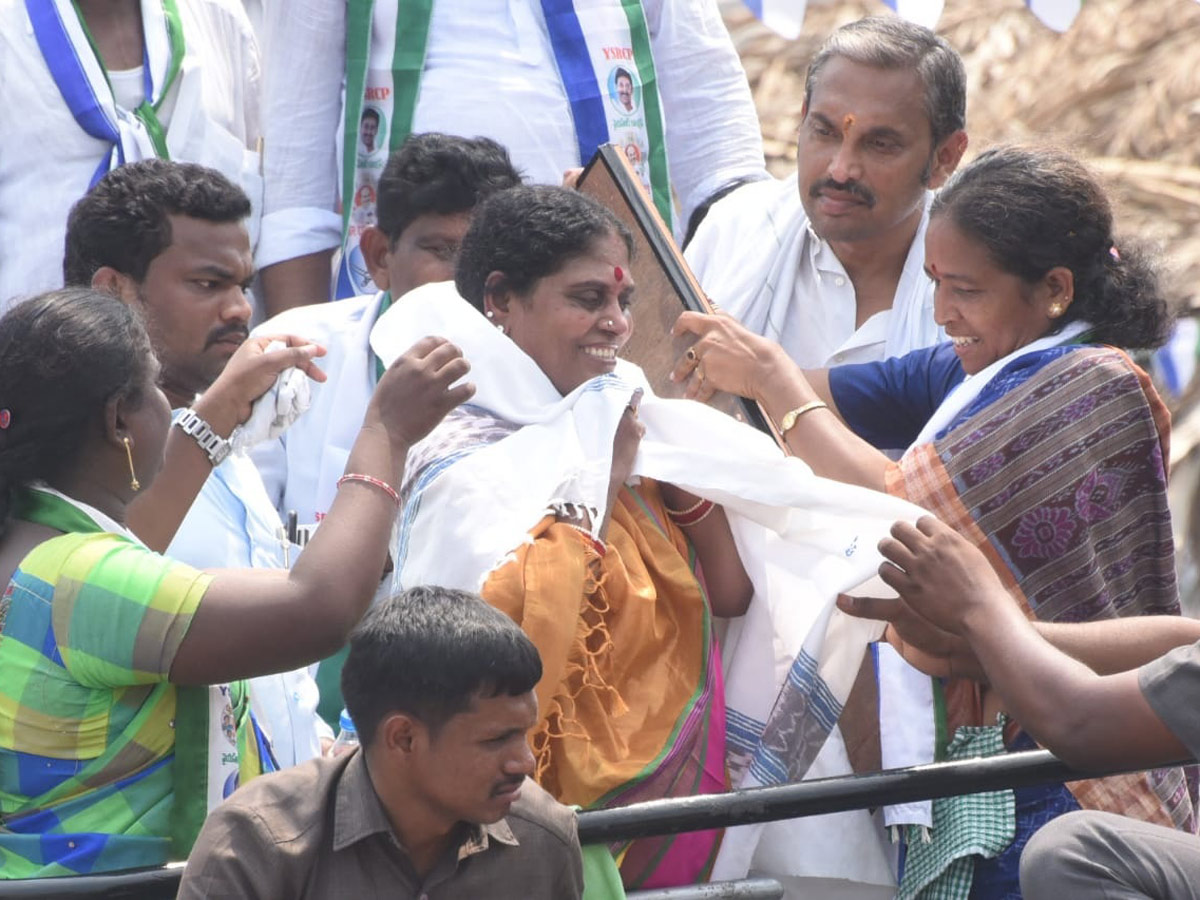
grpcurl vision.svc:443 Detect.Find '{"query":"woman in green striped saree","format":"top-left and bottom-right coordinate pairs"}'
top-left (0, 288), bottom-right (472, 879)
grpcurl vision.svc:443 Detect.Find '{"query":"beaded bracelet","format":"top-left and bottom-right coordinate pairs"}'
top-left (663, 496), bottom-right (708, 518)
top-left (669, 499), bottom-right (716, 528)
top-left (337, 473), bottom-right (400, 506)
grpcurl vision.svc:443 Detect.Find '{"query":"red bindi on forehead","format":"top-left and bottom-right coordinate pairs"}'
top-left (614, 266), bottom-right (624, 282)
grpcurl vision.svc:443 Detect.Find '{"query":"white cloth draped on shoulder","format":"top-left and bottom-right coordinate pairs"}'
top-left (370, 282), bottom-right (928, 891)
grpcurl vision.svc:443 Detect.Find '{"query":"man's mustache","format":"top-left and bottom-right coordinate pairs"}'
top-left (810, 177), bottom-right (876, 207)
top-left (205, 324), bottom-right (249, 349)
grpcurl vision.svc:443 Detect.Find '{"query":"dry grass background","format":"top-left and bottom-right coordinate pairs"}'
top-left (721, 0), bottom-right (1200, 311)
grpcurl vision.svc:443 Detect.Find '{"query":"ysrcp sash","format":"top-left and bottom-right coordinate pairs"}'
top-left (27, 0), bottom-right (185, 189)
top-left (337, 0), bottom-right (672, 298)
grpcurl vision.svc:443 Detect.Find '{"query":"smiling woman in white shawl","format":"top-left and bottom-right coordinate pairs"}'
top-left (372, 185), bottom-right (929, 895)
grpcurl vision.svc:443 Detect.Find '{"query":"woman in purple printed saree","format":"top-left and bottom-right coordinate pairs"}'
top-left (671, 145), bottom-right (1194, 898)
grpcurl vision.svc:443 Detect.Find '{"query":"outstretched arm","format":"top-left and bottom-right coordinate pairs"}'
top-left (169, 337), bottom-right (474, 685)
top-left (849, 517), bottom-right (1189, 771)
top-left (670, 311), bottom-right (891, 491)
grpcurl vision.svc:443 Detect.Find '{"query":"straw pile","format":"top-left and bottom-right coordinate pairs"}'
top-left (722, 0), bottom-right (1200, 310)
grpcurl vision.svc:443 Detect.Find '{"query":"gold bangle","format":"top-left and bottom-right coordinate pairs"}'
top-left (777, 400), bottom-right (828, 437)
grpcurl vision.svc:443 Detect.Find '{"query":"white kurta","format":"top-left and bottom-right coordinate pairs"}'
top-left (256, 0), bottom-right (767, 269)
top-left (167, 442), bottom-right (330, 767)
top-left (0, 0), bottom-right (262, 311)
top-left (685, 174), bottom-right (944, 368)
top-left (249, 293), bottom-right (381, 526)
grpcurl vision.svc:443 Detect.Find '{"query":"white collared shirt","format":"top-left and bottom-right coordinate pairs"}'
top-left (256, 0), bottom-right (767, 269)
top-left (168, 430), bottom-right (331, 767)
top-left (686, 174), bottom-right (944, 369)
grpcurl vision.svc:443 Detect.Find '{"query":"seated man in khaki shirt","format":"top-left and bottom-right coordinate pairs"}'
top-left (178, 585), bottom-right (584, 899)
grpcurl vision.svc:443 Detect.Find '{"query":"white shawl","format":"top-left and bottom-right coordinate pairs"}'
top-left (371, 283), bottom-right (929, 889)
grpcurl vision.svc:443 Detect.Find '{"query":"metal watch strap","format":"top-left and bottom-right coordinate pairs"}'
top-left (174, 408), bottom-right (232, 466)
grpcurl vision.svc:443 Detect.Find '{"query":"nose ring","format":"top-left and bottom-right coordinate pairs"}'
top-left (603, 318), bottom-right (614, 328)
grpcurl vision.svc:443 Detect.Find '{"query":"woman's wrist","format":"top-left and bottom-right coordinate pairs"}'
top-left (359, 415), bottom-right (413, 460)
top-left (746, 342), bottom-right (803, 406)
top-left (190, 390), bottom-right (243, 439)
top-left (761, 371), bottom-right (820, 430)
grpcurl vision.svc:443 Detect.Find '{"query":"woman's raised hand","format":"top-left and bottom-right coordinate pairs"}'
top-left (370, 336), bottom-right (475, 449)
top-left (670, 311), bottom-right (793, 404)
top-left (609, 388), bottom-right (645, 493)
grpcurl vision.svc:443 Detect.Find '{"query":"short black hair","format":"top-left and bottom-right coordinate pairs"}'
top-left (375, 133), bottom-right (523, 244)
top-left (0, 288), bottom-right (155, 536)
top-left (361, 107), bottom-right (381, 125)
top-left (615, 67), bottom-right (633, 84)
top-left (63, 159), bottom-right (250, 286)
top-left (341, 585), bottom-right (542, 746)
top-left (933, 144), bottom-right (1173, 350)
top-left (455, 185), bottom-right (633, 312)
top-left (805, 16), bottom-right (966, 147)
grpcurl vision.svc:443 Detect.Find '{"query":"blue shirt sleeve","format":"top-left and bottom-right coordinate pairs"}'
top-left (827, 343), bottom-right (965, 450)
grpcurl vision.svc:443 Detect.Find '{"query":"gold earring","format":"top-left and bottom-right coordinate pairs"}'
top-left (123, 436), bottom-right (140, 492)
top-left (1048, 303), bottom-right (1063, 318)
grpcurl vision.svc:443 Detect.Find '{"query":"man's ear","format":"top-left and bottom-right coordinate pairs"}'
top-left (360, 227), bottom-right (393, 291)
top-left (379, 712), bottom-right (422, 756)
top-left (91, 266), bottom-right (139, 304)
top-left (927, 130), bottom-right (968, 190)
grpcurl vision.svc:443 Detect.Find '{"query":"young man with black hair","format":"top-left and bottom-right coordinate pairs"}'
top-left (177, 586), bottom-right (584, 899)
top-left (251, 132), bottom-right (523, 530)
top-left (64, 159), bottom-right (334, 766)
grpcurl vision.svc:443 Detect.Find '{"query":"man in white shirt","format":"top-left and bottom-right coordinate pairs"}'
top-left (686, 16), bottom-right (969, 369)
top-left (254, 0), bottom-right (768, 314)
top-left (63, 158), bottom-right (331, 765)
top-left (248, 133), bottom-right (520, 723)
top-left (250, 133), bottom-right (522, 531)
top-left (0, 0), bottom-right (262, 313)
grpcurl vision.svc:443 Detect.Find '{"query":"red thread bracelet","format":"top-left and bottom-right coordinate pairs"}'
top-left (664, 496), bottom-right (707, 518)
top-left (669, 499), bottom-right (715, 528)
top-left (337, 473), bottom-right (400, 506)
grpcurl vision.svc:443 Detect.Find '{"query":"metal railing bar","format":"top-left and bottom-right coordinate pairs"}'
top-left (626, 877), bottom-right (784, 899)
top-left (577, 749), bottom-right (1193, 844)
